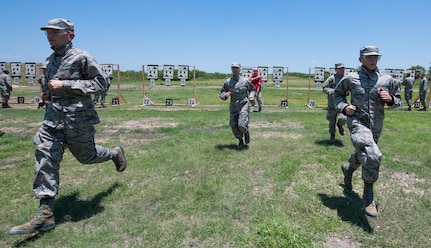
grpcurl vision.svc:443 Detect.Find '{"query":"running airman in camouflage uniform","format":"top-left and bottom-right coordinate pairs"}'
top-left (401, 72), bottom-right (414, 110)
top-left (322, 62), bottom-right (347, 142)
top-left (335, 46), bottom-right (401, 217)
top-left (418, 72), bottom-right (428, 111)
top-left (220, 62), bottom-right (255, 149)
top-left (10, 18), bottom-right (127, 235)
top-left (0, 68), bottom-right (13, 108)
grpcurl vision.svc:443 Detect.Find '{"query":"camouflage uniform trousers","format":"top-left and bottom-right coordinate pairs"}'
top-left (94, 84), bottom-right (110, 104)
top-left (347, 119), bottom-right (382, 184)
top-left (33, 124), bottom-right (116, 199)
top-left (229, 103), bottom-right (250, 140)
top-left (404, 89), bottom-right (413, 107)
top-left (251, 91), bottom-right (262, 110)
top-left (326, 108), bottom-right (346, 134)
top-left (420, 93), bottom-right (427, 108)
top-left (0, 84), bottom-right (10, 105)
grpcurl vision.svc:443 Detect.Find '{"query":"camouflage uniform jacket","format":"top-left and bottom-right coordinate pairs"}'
top-left (219, 76), bottom-right (256, 112)
top-left (419, 77), bottom-right (428, 95)
top-left (401, 77), bottom-right (414, 92)
top-left (322, 73), bottom-right (343, 110)
top-left (334, 66), bottom-right (401, 140)
top-left (0, 73), bottom-right (12, 91)
top-left (44, 42), bottom-right (108, 129)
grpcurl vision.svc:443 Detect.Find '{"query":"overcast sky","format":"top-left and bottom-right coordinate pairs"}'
top-left (1, 0), bottom-right (430, 73)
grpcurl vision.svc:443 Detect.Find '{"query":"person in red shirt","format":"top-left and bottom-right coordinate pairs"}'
top-left (250, 69), bottom-right (263, 112)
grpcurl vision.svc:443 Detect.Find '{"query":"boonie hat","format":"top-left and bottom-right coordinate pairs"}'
top-left (335, 63), bottom-right (345, 69)
top-left (3, 68), bottom-right (9, 74)
top-left (231, 62), bottom-right (241, 68)
top-left (40, 18), bottom-right (74, 32)
top-left (360, 46), bottom-right (381, 56)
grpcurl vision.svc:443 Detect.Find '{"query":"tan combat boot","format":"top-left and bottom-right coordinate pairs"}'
top-left (112, 146), bottom-right (127, 172)
top-left (363, 182), bottom-right (378, 217)
top-left (9, 204), bottom-right (55, 235)
top-left (364, 200), bottom-right (378, 217)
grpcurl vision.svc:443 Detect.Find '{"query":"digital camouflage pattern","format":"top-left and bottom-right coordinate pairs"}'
top-left (419, 76), bottom-right (428, 108)
top-left (401, 76), bottom-right (414, 107)
top-left (334, 66), bottom-right (401, 183)
top-left (0, 70), bottom-right (12, 105)
top-left (34, 41), bottom-right (115, 198)
top-left (219, 76), bottom-right (255, 140)
top-left (322, 73), bottom-right (346, 135)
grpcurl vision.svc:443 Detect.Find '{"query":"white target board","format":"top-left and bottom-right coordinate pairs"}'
top-left (25, 63), bottom-right (36, 78)
top-left (147, 65), bottom-right (158, 79)
top-left (344, 68), bottom-right (355, 75)
top-left (11, 62), bottom-right (21, 77)
top-left (163, 65), bottom-right (174, 79)
top-left (241, 67), bottom-right (253, 78)
top-left (393, 69), bottom-right (404, 81)
top-left (102, 64), bottom-right (113, 78)
top-left (384, 68), bottom-right (395, 77)
top-left (177, 65), bottom-right (189, 80)
top-left (0, 62), bottom-right (6, 71)
top-left (273, 67), bottom-right (284, 81)
top-left (258, 66), bottom-right (268, 82)
top-left (314, 67), bottom-right (325, 82)
top-left (406, 69), bottom-right (415, 78)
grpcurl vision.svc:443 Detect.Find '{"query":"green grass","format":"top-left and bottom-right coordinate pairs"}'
top-left (1, 79), bottom-right (430, 247)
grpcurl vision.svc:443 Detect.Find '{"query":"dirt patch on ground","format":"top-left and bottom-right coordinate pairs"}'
top-left (390, 171), bottom-right (429, 196)
top-left (325, 235), bottom-right (360, 248)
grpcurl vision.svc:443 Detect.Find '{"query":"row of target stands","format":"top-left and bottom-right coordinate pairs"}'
top-left (4, 61), bottom-right (429, 109)
top-left (307, 67), bottom-right (429, 109)
top-left (140, 65), bottom-right (291, 108)
top-left (141, 64), bottom-right (198, 106)
top-left (0, 62), bottom-right (128, 107)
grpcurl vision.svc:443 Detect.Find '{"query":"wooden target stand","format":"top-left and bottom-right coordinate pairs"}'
top-left (306, 67), bottom-right (324, 108)
top-left (242, 66), bottom-right (289, 109)
top-left (141, 64), bottom-right (198, 107)
top-left (110, 64), bottom-right (127, 106)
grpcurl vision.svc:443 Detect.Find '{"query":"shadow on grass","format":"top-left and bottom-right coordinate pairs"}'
top-left (318, 187), bottom-right (373, 234)
top-left (13, 182), bottom-right (121, 247)
top-left (54, 182), bottom-right (121, 223)
top-left (215, 143), bottom-right (249, 151)
top-left (315, 139), bottom-right (344, 147)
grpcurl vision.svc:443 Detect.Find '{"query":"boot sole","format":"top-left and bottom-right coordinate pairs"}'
top-left (9, 223), bottom-right (55, 235)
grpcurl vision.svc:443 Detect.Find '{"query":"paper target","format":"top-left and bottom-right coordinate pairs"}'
top-left (314, 67), bottom-right (325, 82)
top-left (11, 62), bottom-right (21, 77)
top-left (344, 68), bottom-right (355, 75)
top-left (406, 69), bottom-right (415, 78)
top-left (102, 64), bottom-right (114, 78)
top-left (25, 63), bottom-right (36, 78)
top-left (163, 65), bottom-right (174, 79)
top-left (147, 65), bottom-right (158, 79)
top-left (258, 66), bottom-right (268, 82)
top-left (272, 67), bottom-right (284, 82)
top-left (241, 67), bottom-right (253, 78)
top-left (394, 69), bottom-right (404, 81)
top-left (177, 65), bottom-right (189, 80)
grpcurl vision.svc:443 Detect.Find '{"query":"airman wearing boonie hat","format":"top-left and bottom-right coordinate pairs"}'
top-left (335, 45), bottom-right (401, 218)
top-left (40, 18), bottom-right (74, 31)
top-left (322, 62), bottom-right (347, 142)
top-left (9, 17), bottom-right (127, 235)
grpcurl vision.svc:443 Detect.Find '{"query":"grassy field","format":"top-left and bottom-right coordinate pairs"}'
top-left (1, 78), bottom-right (430, 247)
